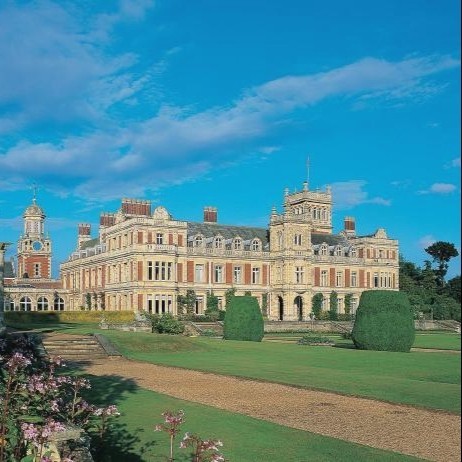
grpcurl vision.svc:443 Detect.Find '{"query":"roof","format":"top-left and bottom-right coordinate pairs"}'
top-left (24, 203), bottom-right (45, 217)
top-left (187, 222), bottom-right (269, 245)
top-left (3, 261), bottom-right (15, 278)
top-left (80, 237), bottom-right (100, 250)
top-left (311, 233), bottom-right (348, 246)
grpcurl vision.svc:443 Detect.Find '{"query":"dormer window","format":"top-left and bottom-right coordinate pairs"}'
top-left (251, 239), bottom-right (261, 251)
top-left (320, 244), bottom-right (328, 256)
top-left (350, 247), bottom-right (357, 257)
top-left (214, 236), bottom-right (223, 249)
top-left (233, 238), bottom-right (242, 250)
top-left (194, 235), bottom-right (203, 247)
top-left (335, 246), bottom-right (343, 256)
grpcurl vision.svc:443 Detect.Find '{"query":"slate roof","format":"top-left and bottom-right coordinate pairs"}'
top-left (80, 238), bottom-right (100, 250)
top-left (311, 233), bottom-right (348, 246)
top-left (187, 222), bottom-right (269, 245)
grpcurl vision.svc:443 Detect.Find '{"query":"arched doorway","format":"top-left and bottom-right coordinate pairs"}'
top-left (278, 296), bottom-right (284, 321)
top-left (294, 296), bottom-right (303, 321)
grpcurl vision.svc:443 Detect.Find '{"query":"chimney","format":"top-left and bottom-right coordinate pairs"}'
top-left (344, 216), bottom-right (356, 236)
top-left (77, 223), bottom-right (92, 249)
top-left (204, 206), bottom-right (218, 223)
top-left (121, 198), bottom-right (151, 216)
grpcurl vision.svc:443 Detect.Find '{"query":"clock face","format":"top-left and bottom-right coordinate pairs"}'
top-left (32, 241), bottom-right (43, 251)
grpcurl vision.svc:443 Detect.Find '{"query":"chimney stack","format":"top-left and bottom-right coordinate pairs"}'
top-left (344, 216), bottom-right (356, 236)
top-left (204, 207), bottom-right (218, 223)
top-left (77, 223), bottom-right (92, 249)
top-left (121, 198), bottom-right (151, 217)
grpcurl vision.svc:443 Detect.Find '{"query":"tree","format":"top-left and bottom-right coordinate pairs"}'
top-left (329, 291), bottom-right (338, 320)
top-left (177, 289), bottom-right (196, 315)
top-left (344, 293), bottom-right (353, 317)
top-left (223, 296), bottom-right (264, 342)
top-left (352, 291), bottom-right (415, 352)
top-left (224, 288), bottom-right (236, 309)
top-left (425, 241), bottom-right (459, 287)
top-left (311, 293), bottom-right (323, 318)
top-left (445, 275), bottom-right (461, 303)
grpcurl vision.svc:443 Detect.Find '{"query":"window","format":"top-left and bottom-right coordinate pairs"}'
top-left (379, 249), bottom-right (385, 259)
top-left (336, 271), bottom-right (343, 287)
top-left (156, 233), bottom-right (164, 244)
top-left (233, 238), bottom-right (242, 250)
top-left (233, 266), bottom-right (242, 284)
top-left (37, 297), bottom-right (48, 311)
top-left (34, 263), bottom-right (41, 277)
top-left (252, 239), bottom-right (260, 251)
top-left (335, 246), bottom-right (343, 256)
top-left (20, 297), bottom-right (32, 311)
top-left (374, 272), bottom-right (379, 288)
top-left (195, 264), bottom-right (204, 282)
top-left (54, 297), bottom-right (64, 311)
top-left (214, 265), bottom-right (223, 283)
top-left (350, 247), bottom-right (357, 258)
top-left (321, 209), bottom-right (327, 220)
top-left (194, 235), bottom-right (203, 247)
top-left (294, 234), bottom-right (302, 246)
top-left (320, 270), bottom-right (328, 287)
top-left (320, 244), bottom-right (328, 256)
top-left (295, 266), bottom-right (304, 284)
top-left (277, 232), bottom-right (283, 249)
top-left (351, 271), bottom-right (357, 287)
top-left (149, 261), bottom-right (173, 281)
top-left (214, 236), bottom-right (223, 249)
top-left (252, 267), bottom-right (260, 284)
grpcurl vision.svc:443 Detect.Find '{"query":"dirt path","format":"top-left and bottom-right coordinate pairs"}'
top-left (83, 358), bottom-right (461, 462)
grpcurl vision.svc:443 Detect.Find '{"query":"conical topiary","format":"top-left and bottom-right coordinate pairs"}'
top-left (223, 295), bottom-right (264, 342)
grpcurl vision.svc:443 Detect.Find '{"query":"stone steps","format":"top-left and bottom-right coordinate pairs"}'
top-left (41, 334), bottom-right (110, 362)
top-left (191, 322), bottom-right (224, 336)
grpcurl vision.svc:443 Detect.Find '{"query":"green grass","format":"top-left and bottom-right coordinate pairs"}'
top-left (412, 333), bottom-right (461, 351)
top-left (96, 330), bottom-right (461, 413)
top-left (85, 374), bottom-right (421, 461)
top-left (7, 322), bottom-right (461, 412)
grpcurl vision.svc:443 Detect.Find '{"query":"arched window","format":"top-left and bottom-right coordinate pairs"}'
top-left (252, 239), bottom-right (260, 251)
top-left (194, 235), bottom-right (203, 247)
top-left (20, 297), bottom-right (32, 311)
top-left (233, 238), bottom-right (242, 250)
top-left (320, 244), bottom-right (328, 256)
top-left (214, 236), bottom-right (223, 249)
top-left (37, 297), bottom-right (49, 311)
top-left (54, 297), bottom-right (65, 311)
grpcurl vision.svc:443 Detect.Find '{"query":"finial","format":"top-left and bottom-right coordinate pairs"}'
top-left (31, 183), bottom-right (39, 204)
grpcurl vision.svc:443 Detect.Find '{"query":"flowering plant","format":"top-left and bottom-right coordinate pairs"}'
top-left (0, 334), bottom-right (119, 461)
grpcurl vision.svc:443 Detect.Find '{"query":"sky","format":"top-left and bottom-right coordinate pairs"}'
top-left (0, 0), bottom-right (460, 279)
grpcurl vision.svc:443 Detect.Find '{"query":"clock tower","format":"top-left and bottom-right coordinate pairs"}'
top-left (17, 193), bottom-right (52, 279)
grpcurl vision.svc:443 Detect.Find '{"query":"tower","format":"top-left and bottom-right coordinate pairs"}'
top-left (17, 192), bottom-right (52, 279)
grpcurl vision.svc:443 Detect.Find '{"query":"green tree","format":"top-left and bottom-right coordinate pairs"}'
top-left (311, 293), bottom-right (323, 318)
top-left (178, 289), bottom-right (196, 315)
top-left (261, 293), bottom-right (268, 318)
top-left (329, 291), bottom-right (338, 320)
top-left (445, 275), bottom-right (461, 303)
top-left (224, 287), bottom-right (236, 309)
top-left (352, 291), bottom-right (415, 352)
top-left (344, 293), bottom-right (353, 317)
top-left (425, 241), bottom-right (459, 287)
top-left (223, 296), bottom-right (264, 342)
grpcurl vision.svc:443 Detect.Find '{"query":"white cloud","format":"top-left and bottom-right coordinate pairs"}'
top-left (418, 183), bottom-right (458, 194)
top-left (331, 181), bottom-right (391, 210)
top-left (451, 157), bottom-right (461, 168)
top-left (418, 235), bottom-right (436, 250)
top-left (0, 24), bottom-right (459, 200)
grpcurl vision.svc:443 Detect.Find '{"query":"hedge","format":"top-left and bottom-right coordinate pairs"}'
top-left (352, 290), bottom-right (415, 352)
top-left (3, 311), bottom-right (135, 324)
top-left (223, 296), bottom-right (264, 342)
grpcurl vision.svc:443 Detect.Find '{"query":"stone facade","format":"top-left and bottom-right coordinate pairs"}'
top-left (58, 182), bottom-right (399, 321)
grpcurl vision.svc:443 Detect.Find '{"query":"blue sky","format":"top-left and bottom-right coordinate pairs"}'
top-left (0, 0), bottom-right (460, 278)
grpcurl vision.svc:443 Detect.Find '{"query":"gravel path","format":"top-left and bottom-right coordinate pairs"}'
top-left (83, 358), bottom-right (461, 462)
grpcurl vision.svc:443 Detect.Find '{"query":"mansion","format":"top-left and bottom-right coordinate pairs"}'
top-left (1, 181), bottom-right (399, 321)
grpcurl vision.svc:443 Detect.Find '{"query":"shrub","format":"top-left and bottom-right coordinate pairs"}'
top-left (311, 293), bottom-right (323, 318)
top-left (329, 291), bottom-right (338, 320)
top-left (149, 313), bottom-right (185, 335)
top-left (4, 311), bottom-right (135, 325)
top-left (297, 334), bottom-right (335, 346)
top-left (352, 290), bottom-right (415, 352)
top-left (223, 296), bottom-right (264, 342)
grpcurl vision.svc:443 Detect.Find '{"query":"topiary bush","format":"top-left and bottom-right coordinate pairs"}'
top-left (223, 296), bottom-right (264, 342)
top-left (352, 290), bottom-right (415, 352)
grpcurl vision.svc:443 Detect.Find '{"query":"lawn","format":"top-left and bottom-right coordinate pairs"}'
top-left (97, 330), bottom-right (461, 413)
top-left (84, 374), bottom-right (421, 461)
